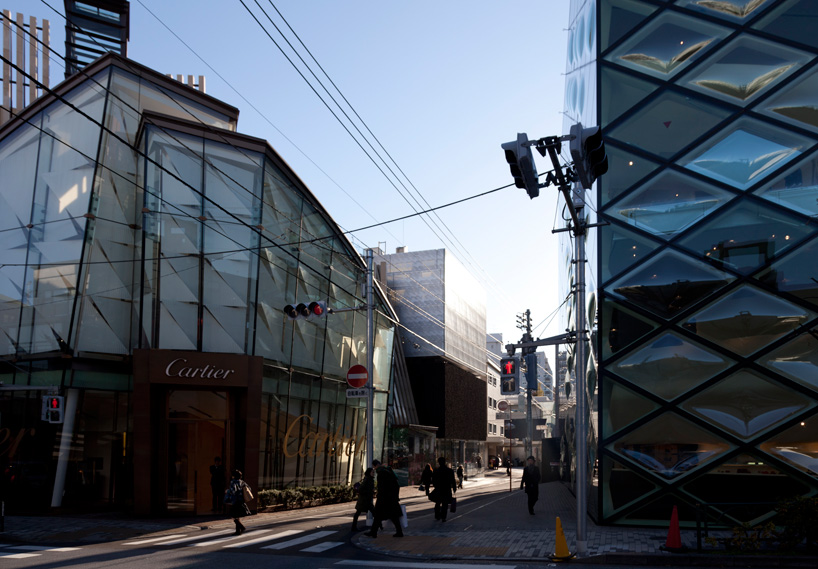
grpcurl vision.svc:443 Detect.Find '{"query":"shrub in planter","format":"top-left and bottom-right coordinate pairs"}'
top-left (776, 496), bottom-right (818, 551)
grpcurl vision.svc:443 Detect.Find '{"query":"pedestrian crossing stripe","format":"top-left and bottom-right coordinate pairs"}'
top-left (8, 545), bottom-right (81, 552)
top-left (0, 553), bottom-right (40, 559)
top-left (190, 529), bottom-right (273, 546)
top-left (122, 534), bottom-right (187, 545)
top-left (261, 530), bottom-right (336, 550)
top-left (223, 529), bottom-right (303, 548)
top-left (335, 561), bottom-right (518, 569)
top-left (300, 540), bottom-right (344, 553)
top-left (154, 529), bottom-right (235, 545)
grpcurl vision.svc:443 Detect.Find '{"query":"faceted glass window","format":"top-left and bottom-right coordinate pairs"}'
top-left (682, 284), bottom-right (817, 356)
top-left (601, 299), bottom-right (660, 361)
top-left (682, 370), bottom-right (813, 440)
top-left (609, 413), bottom-right (731, 480)
top-left (756, 65), bottom-right (818, 134)
top-left (606, 170), bottom-right (735, 239)
top-left (599, 145), bottom-right (661, 206)
top-left (601, 66), bottom-right (659, 127)
top-left (679, 200), bottom-right (815, 274)
top-left (680, 118), bottom-right (813, 190)
top-left (759, 416), bottom-right (818, 478)
top-left (600, 222), bottom-right (661, 283)
top-left (604, 11), bottom-right (731, 80)
top-left (606, 249), bottom-right (735, 318)
top-left (754, 0), bottom-right (818, 51)
top-left (601, 456), bottom-right (659, 517)
top-left (610, 332), bottom-right (734, 400)
top-left (608, 92), bottom-right (732, 160)
top-left (682, 453), bottom-right (808, 524)
top-left (682, 36), bottom-right (811, 106)
top-left (762, 329), bottom-right (818, 392)
top-left (755, 150), bottom-right (818, 217)
top-left (601, 0), bottom-right (658, 52)
top-left (603, 377), bottom-right (660, 438)
top-left (755, 236), bottom-right (818, 310)
top-left (676, 0), bottom-right (776, 22)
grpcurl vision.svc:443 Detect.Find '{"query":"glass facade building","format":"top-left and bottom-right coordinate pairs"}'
top-left (565, 0), bottom-right (818, 526)
top-left (0, 53), bottom-right (400, 515)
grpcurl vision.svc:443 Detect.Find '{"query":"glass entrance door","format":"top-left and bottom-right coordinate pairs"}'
top-left (167, 390), bottom-right (229, 514)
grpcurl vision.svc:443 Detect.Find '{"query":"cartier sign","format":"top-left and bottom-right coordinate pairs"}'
top-left (164, 358), bottom-right (236, 379)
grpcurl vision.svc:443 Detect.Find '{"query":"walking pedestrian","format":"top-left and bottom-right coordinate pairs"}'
top-left (456, 463), bottom-right (464, 489)
top-left (351, 467), bottom-right (375, 531)
top-left (227, 469), bottom-right (250, 534)
top-left (520, 455), bottom-right (541, 515)
top-left (209, 456), bottom-right (226, 513)
top-left (364, 460), bottom-right (404, 538)
top-left (430, 457), bottom-right (456, 522)
top-left (420, 463), bottom-right (433, 496)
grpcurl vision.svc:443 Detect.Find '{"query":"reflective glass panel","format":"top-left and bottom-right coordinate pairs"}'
top-left (601, 456), bottom-right (659, 517)
top-left (682, 453), bottom-right (807, 524)
top-left (599, 222), bottom-right (661, 284)
top-left (753, 0), bottom-right (818, 51)
top-left (601, 66), bottom-right (659, 127)
top-left (609, 332), bottom-right (734, 400)
top-left (606, 249), bottom-right (735, 318)
top-left (761, 329), bottom-right (818, 392)
top-left (682, 35), bottom-right (811, 105)
top-left (608, 92), bottom-right (732, 160)
top-left (755, 235), bottom-right (818, 309)
top-left (758, 416), bottom-right (818, 478)
top-left (601, 299), bottom-right (660, 360)
top-left (675, 0), bottom-right (776, 22)
top-left (601, 0), bottom-right (658, 52)
top-left (680, 118), bottom-right (813, 190)
top-left (604, 11), bottom-right (730, 79)
top-left (679, 200), bottom-right (815, 274)
top-left (755, 150), bottom-right (818, 217)
top-left (682, 370), bottom-right (813, 439)
top-left (755, 65), bottom-right (818, 134)
top-left (683, 284), bottom-right (817, 356)
top-left (606, 170), bottom-right (735, 239)
top-left (609, 413), bottom-right (732, 480)
top-left (599, 144), bottom-right (661, 206)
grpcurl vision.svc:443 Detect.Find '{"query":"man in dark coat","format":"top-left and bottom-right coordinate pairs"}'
top-left (209, 456), bottom-right (226, 513)
top-left (520, 455), bottom-right (541, 515)
top-left (364, 460), bottom-right (404, 538)
top-left (431, 456), bottom-right (457, 522)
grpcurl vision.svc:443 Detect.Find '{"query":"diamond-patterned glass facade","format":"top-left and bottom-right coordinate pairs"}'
top-left (565, 0), bottom-right (818, 526)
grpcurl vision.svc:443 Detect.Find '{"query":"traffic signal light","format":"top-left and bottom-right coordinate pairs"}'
top-left (569, 123), bottom-right (608, 190)
top-left (501, 133), bottom-right (540, 199)
top-left (41, 395), bottom-right (64, 424)
top-left (500, 356), bottom-right (520, 395)
top-left (283, 301), bottom-right (329, 320)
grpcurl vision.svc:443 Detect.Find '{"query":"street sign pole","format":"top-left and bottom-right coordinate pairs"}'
top-left (365, 249), bottom-right (375, 471)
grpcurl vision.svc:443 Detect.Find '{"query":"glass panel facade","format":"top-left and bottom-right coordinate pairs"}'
top-left (578, 0), bottom-right (818, 526)
top-left (0, 58), bottom-right (399, 511)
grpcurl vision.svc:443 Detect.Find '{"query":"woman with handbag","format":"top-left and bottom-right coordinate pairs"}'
top-left (227, 469), bottom-right (251, 535)
top-left (351, 467), bottom-right (375, 531)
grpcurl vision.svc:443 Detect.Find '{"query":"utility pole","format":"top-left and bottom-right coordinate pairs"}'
top-left (365, 249), bottom-right (375, 471)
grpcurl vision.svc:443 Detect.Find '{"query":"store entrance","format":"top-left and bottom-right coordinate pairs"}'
top-left (166, 390), bottom-right (229, 515)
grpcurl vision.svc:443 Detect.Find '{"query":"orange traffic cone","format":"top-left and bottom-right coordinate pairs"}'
top-left (661, 505), bottom-right (686, 552)
top-left (549, 516), bottom-right (576, 562)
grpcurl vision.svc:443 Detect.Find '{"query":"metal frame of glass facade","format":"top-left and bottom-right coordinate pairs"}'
top-left (565, 0), bottom-right (818, 527)
top-left (0, 53), bottom-right (399, 513)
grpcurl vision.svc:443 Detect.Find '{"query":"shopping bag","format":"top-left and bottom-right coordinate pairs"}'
top-left (399, 504), bottom-right (408, 528)
top-left (366, 511), bottom-right (374, 527)
top-left (450, 497), bottom-right (457, 513)
top-left (242, 483), bottom-right (254, 502)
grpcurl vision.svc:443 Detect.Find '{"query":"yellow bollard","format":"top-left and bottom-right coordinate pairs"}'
top-left (550, 516), bottom-right (576, 562)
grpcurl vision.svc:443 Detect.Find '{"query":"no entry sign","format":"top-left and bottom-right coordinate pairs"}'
top-left (347, 364), bottom-right (368, 388)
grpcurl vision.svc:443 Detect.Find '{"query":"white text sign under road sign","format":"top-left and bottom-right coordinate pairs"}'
top-left (346, 388), bottom-right (367, 398)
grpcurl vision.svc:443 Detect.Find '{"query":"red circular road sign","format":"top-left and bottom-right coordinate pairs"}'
top-left (347, 364), bottom-right (369, 388)
top-left (497, 400), bottom-right (509, 412)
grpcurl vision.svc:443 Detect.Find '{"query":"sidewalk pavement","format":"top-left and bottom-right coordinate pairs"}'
top-left (1, 470), bottom-right (815, 567)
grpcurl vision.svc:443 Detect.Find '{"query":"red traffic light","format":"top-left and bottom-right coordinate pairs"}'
top-left (309, 301), bottom-right (324, 317)
top-left (503, 359), bottom-right (516, 375)
top-left (49, 397), bottom-right (60, 409)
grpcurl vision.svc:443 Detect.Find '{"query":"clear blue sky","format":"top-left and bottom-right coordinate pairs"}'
top-left (14, 0), bottom-right (572, 351)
